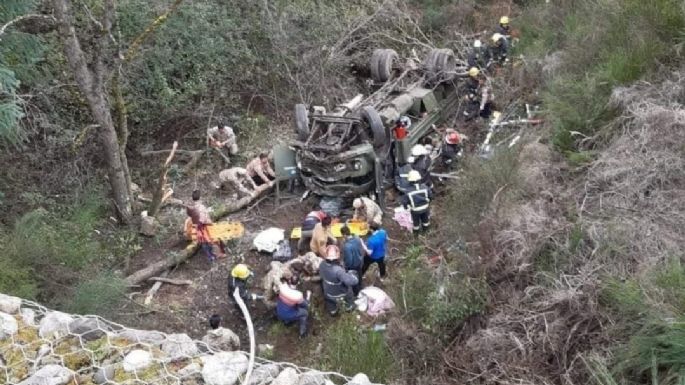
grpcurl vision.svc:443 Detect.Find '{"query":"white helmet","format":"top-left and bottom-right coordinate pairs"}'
top-left (407, 170), bottom-right (421, 182)
top-left (411, 144), bottom-right (427, 157)
top-left (353, 198), bottom-right (364, 209)
top-left (473, 39), bottom-right (482, 48)
top-left (398, 116), bottom-right (412, 128)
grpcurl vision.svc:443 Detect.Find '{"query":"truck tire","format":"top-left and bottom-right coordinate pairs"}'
top-left (378, 49), bottom-right (398, 82)
top-left (361, 106), bottom-right (387, 152)
top-left (424, 48), bottom-right (455, 83)
top-left (295, 104), bottom-right (309, 141)
top-left (369, 49), bottom-right (384, 83)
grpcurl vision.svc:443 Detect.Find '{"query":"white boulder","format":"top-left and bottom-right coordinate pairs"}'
top-left (347, 373), bottom-right (373, 385)
top-left (17, 364), bottom-right (74, 385)
top-left (39, 311), bottom-right (74, 339)
top-left (21, 308), bottom-right (36, 325)
top-left (0, 311), bottom-right (18, 339)
top-left (246, 363), bottom-right (281, 385)
top-left (162, 333), bottom-right (199, 359)
top-left (122, 349), bottom-right (153, 372)
top-left (272, 367), bottom-right (300, 385)
top-left (0, 293), bottom-right (21, 314)
top-left (201, 352), bottom-right (249, 385)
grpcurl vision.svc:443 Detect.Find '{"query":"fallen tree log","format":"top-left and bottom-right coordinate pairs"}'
top-left (125, 182), bottom-right (273, 286)
top-left (148, 277), bottom-right (192, 285)
top-left (143, 270), bottom-right (168, 306)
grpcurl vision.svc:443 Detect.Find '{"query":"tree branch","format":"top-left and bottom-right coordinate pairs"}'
top-left (124, 0), bottom-right (185, 62)
top-left (0, 14), bottom-right (55, 41)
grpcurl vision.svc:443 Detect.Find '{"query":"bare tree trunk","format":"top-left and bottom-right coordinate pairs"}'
top-left (52, 0), bottom-right (133, 222)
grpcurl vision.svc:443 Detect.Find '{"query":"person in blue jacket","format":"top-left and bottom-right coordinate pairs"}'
top-left (361, 222), bottom-right (388, 281)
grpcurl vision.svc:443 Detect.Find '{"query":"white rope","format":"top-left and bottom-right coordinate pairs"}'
top-left (233, 288), bottom-right (255, 385)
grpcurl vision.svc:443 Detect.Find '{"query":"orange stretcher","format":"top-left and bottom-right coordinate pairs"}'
top-left (184, 218), bottom-right (245, 242)
top-left (289, 221), bottom-right (369, 239)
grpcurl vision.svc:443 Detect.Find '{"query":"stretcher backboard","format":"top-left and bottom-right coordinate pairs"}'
top-left (185, 219), bottom-right (245, 242)
top-left (290, 221), bottom-right (369, 239)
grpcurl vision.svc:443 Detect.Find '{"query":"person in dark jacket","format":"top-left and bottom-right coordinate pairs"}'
top-left (341, 225), bottom-right (369, 295)
top-left (467, 40), bottom-right (490, 69)
top-left (489, 33), bottom-right (509, 65)
top-left (228, 264), bottom-right (257, 313)
top-left (441, 130), bottom-right (464, 169)
top-left (319, 245), bottom-right (359, 316)
top-left (402, 171), bottom-right (433, 233)
top-left (411, 144), bottom-right (433, 188)
top-left (276, 272), bottom-right (310, 338)
top-left (496, 16), bottom-right (511, 37)
top-left (395, 161), bottom-right (414, 193)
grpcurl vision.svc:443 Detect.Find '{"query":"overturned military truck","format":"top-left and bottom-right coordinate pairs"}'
top-left (290, 48), bottom-right (464, 202)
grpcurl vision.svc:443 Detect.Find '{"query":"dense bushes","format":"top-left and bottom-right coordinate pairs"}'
top-left (0, 190), bottom-right (128, 314)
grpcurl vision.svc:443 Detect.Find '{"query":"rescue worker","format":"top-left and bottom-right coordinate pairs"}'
top-left (395, 161), bottom-right (414, 193)
top-left (310, 215), bottom-right (336, 258)
top-left (276, 271), bottom-right (310, 338)
top-left (352, 197), bottom-right (383, 227)
top-left (361, 222), bottom-right (388, 281)
top-left (392, 116), bottom-right (411, 140)
top-left (440, 129), bottom-right (464, 169)
top-left (467, 40), bottom-right (490, 70)
top-left (489, 33), bottom-right (509, 66)
top-left (340, 225), bottom-right (369, 295)
top-left (186, 190), bottom-right (220, 261)
top-left (319, 245), bottom-right (359, 316)
top-left (207, 124), bottom-right (238, 164)
top-left (402, 171), bottom-right (433, 233)
top-left (497, 16), bottom-right (511, 37)
top-left (217, 167), bottom-right (257, 197)
top-left (228, 264), bottom-right (259, 313)
top-left (411, 144), bottom-right (432, 188)
top-left (463, 67), bottom-right (493, 121)
top-left (246, 152), bottom-right (276, 186)
top-left (298, 207), bottom-right (327, 254)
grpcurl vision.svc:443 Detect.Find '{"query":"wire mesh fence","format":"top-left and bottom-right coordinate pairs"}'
top-left (0, 293), bottom-right (358, 385)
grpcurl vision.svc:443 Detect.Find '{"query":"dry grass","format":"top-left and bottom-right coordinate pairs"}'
top-left (437, 71), bottom-right (685, 385)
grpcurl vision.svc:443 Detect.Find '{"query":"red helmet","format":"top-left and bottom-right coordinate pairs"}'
top-left (445, 132), bottom-right (460, 144)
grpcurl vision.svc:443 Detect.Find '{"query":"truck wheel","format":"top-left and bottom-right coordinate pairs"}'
top-left (369, 49), bottom-right (384, 83)
top-left (378, 49), bottom-right (398, 82)
top-left (361, 106), bottom-right (387, 152)
top-left (423, 48), bottom-right (455, 83)
top-left (295, 104), bottom-right (309, 141)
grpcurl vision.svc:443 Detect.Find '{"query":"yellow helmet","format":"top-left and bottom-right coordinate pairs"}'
top-left (500, 16), bottom-right (509, 25)
top-left (468, 67), bottom-right (480, 78)
top-left (491, 33), bottom-right (503, 44)
top-left (231, 264), bottom-right (251, 279)
top-left (407, 170), bottom-right (422, 182)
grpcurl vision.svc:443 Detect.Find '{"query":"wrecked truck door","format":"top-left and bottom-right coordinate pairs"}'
top-left (273, 144), bottom-right (298, 202)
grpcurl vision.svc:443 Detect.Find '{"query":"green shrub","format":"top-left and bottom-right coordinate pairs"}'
top-left (321, 315), bottom-right (396, 382)
top-left (616, 319), bottom-right (685, 385)
top-left (425, 275), bottom-right (487, 331)
top-left (599, 277), bottom-right (647, 321)
top-left (68, 272), bottom-right (128, 317)
top-left (0, 253), bottom-right (37, 299)
top-left (651, 259), bottom-right (685, 314)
